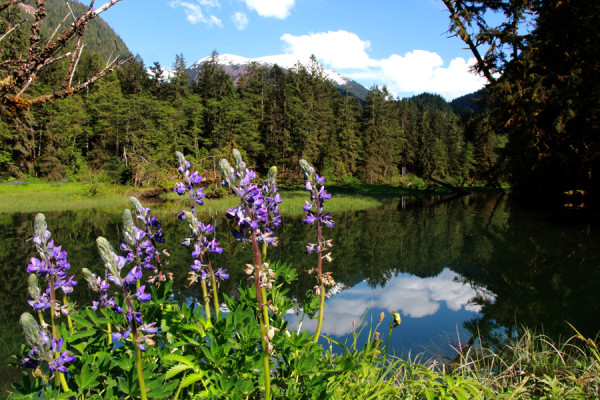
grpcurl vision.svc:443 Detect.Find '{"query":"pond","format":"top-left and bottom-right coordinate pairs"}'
top-left (1, 193), bottom-right (599, 388)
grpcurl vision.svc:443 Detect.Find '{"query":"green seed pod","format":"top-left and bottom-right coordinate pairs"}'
top-left (20, 312), bottom-right (43, 347)
top-left (27, 274), bottom-right (40, 299)
top-left (34, 213), bottom-right (47, 238)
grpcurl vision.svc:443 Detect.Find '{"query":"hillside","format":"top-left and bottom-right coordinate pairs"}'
top-left (21, 0), bottom-right (130, 62)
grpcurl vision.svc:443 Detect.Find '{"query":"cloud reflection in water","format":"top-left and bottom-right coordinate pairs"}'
top-left (288, 268), bottom-right (493, 338)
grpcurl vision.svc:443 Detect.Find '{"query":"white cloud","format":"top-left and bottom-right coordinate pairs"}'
top-left (170, 0), bottom-right (222, 27)
top-left (278, 31), bottom-right (488, 100)
top-left (243, 0), bottom-right (295, 19)
top-left (281, 30), bottom-right (375, 70)
top-left (232, 12), bottom-right (249, 30)
top-left (376, 51), bottom-right (487, 100)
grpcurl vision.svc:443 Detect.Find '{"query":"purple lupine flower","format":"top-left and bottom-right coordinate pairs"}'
top-left (214, 268), bottom-right (229, 280)
top-left (219, 157), bottom-right (282, 248)
top-left (136, 286), bottom-right (152, 303)
top-left (19, 313), bottom-right (76, 376)
top-left (28, 213), bottom-right (76, 320)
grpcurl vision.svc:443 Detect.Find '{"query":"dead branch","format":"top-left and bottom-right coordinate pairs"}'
top-left (7, 55), bottom-right (131, 111)
top-left (0, 0), bottom-right (22, 14)
top-left (0, 19), bottom-right (21, 43)
top-left (0, 0), bottom-right (127, 111)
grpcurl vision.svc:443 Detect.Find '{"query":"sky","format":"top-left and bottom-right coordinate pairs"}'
top-left (100, 0), bottom-right (489, 100)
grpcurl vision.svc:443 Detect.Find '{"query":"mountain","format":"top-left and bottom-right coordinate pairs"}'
top-left (187, 53), bottom-right (369, 100)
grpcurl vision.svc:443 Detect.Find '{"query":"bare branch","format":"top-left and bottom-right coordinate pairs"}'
top-left (45, 11), bottom-right (69, 46)
top-left (0, 0), bottom-right (22, 14)
top-left (30, 56), bottom-right (132, 106)
top-left (93, 0), bottom-right (121, 16)
top-left (0, 20), bottom-right (22, 43)
top-left (63, 40), bottom-right (84, 89)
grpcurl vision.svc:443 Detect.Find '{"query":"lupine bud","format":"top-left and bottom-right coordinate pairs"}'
top-left (20, 312), bottom-right (43, 348)
top-left (27, 274), bottom-right (40, 299)
top-left (129, 196), bottom-right (148, 218)
top-left (266, 166), bottom-right (277, 186)
top-left (34, 213), bottom-right (47, 239)
top-left (96, 237), bottom-right (116, 266)
top-left (299, 159), bottom-right (314, 177)
top-left (219, 159), bottom-right (232, 183)
top-left (175, 151), bottom-right (186, 168)
top-left (232, 149), bottom-right (244, 170)
top-left (122, 209), bottom-right (134, 231)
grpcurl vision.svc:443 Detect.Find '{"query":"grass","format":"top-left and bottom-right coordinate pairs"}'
top-left (0, 181), bottom-right (132, 213)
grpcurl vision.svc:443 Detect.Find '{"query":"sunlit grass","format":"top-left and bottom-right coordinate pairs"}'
top-left (163, 188), bottom-right (389, 215)
top-left (0, 182), bottom-right (131, 213)
top-left (0, 181), bottom-right (455, 214)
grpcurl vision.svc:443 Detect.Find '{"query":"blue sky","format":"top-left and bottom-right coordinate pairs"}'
top-left (100, 0), bottom-right (488, 100)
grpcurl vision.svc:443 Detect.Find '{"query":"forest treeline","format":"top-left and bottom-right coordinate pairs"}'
top-left (1, 48), bottom-right (499, 188)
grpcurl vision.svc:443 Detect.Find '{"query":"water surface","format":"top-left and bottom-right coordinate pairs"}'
top-left (1, 194), bottom-right (599, 383)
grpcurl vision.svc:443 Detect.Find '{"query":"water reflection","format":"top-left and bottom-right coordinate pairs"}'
top-left (1, 194), bottom-right (599, 362)
top-left (288, 268), bottom-right (494, 357)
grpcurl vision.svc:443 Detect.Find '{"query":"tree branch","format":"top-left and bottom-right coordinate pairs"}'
top-left (441, 0), bottom-right (496, 83)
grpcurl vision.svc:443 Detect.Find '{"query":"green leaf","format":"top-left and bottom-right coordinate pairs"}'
top-left (163, 354), bottom-right (196, 367)
top-left (165, 364), bottom-right (194, 380)
top-left (68, 329), bottom-right (95, 340)
top-left (180, 372), bottom-right (205, 389)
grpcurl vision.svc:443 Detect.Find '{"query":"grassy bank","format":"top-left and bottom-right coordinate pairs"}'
top-left (0, 182), bottom-right (456, 214)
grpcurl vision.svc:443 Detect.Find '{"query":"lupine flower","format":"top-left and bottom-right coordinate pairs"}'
top-left (28, 213), bottom-right (76, 322)
top-left (19, 312), bottom-right (76, 375)
top-left (95, 237), bottom-right (156, 352)
top-left (300, 160), bottom-right (335, 342)
top-left (174, 151), bottom-right (207, 213)
top-left (219, 153), bottom-right (282, 247)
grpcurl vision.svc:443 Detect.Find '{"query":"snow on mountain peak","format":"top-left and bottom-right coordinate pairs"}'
top-left (191, 53), bottom-right (350, 86)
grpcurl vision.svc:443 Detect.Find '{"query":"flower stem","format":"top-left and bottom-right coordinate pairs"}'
top-left (206, 257), bottom-right (220, 320)
top-left (200, 279), bottom-right (211, 320)
top-left (63, 294), bottom-right (73, 333)
top-left (251, 231), bottom-right (271, 400)
top-left (136, 345), bottom-right (148, 400)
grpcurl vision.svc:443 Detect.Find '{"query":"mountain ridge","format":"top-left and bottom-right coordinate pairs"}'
top-left (186, 53), bottom-right (370, 100)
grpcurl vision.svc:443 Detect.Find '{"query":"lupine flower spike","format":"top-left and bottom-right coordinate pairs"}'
top-left (175, 151), bottom-right (226, 319)
top-left (128, 197), bottom-right (170, 284)
top-left (219, 149), bottom-right (282, 400)
top-left (299, 160), bottom-right (335, 343)
top-left (19, 312), bottom-right (75, 391)
top-left (96, 236), bottom-right (154, 400)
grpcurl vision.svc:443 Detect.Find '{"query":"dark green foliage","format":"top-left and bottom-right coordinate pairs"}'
top-left (1, 7), bottom-right (484, 186)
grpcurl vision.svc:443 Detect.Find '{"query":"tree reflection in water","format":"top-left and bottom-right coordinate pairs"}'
top-left (1, 194), bottom-right (598, 363)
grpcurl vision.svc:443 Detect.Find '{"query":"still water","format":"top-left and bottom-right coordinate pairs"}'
top-left (1, 194), bottom-right (599, 381)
